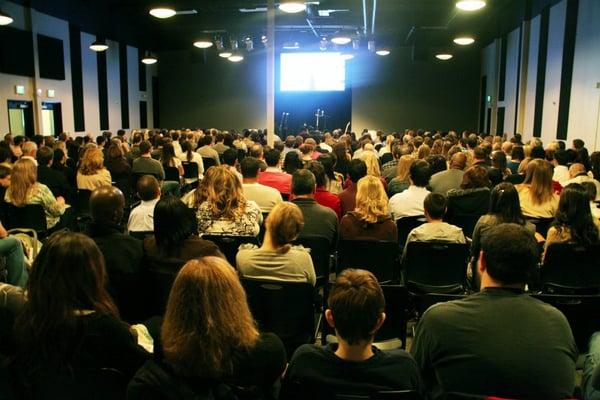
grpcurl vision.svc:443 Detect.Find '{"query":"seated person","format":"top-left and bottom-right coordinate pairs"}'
top-left (0, 164), bottom-right (10, 201)
top-left (36, 146), bottom-right (72, 203)
top-left (241, 156), bottom-right (282, 213)
top-left (307, 161), bottom-right (342, 219)
top-left (281, 269), bottom-right (422, 399)
top-left (128, 175), bottom-right (161, 234)
top-left (430, 152), bottom-right (466, 194)
top-left (411, 223), bottom-right (577, 398)
top-left (340, 176), bottom-right (397, 242)
top-left (196, 166), bottom-right (262, 236)
top-left (13, 231), bottom-right (149, 383)
top-left (446, 165), bottom-right (491, 219)
top-left (127, 257), bottom-right (287, 399)
top-left (387, 155), bottom-right (415, 197)
top-left (516, 159), bottom-right (559, 219)
top-left (258, 149), bottom-right (292, 196)
top-left (76, 147), bottom-right (112, 191)
top-left (403, 193), bottom-right (466, 258)
top-left (0, 220), bottom-right (27, 288)
top-left (564, 163), bottom-right (600, 198)
top-left (338, 159), bottom-right (367, 216)
top-left (582, 181), bottom-right (600, 219)
top-left (388, 160), bottom-right (431, 220)
top-left (237, 202), bottom-right (316, 286)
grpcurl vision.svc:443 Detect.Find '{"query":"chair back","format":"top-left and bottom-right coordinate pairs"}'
top-left (403, 242), bottom-right (469, 294)
top-left (182, 161), bottom-right (199, 180)
top-left (76, 189), bottom-right (93, 216)
top-left (202, 234), bottom-right (260, 266)
top-left (129, 231), bottom-right (154, 241)
top-left (164, 166), bottom-right (180, 182)
top-left (4, 204), bottom-right (48, 237)
top-left (241, 278), bottom-right (315, 356)
top-left (541, 243), bottom-right (600, 293)
top-left (445, 214), bottom-right (480, 238)
top-left (202, 157), bottom-right (217, 171)
top-left (396, 216), bottom-right (426, 248)
top-left (375, 285), bottom-right (409, 348)
top-left (337, 240), bottom-right (399, 283)
top-left (146, 256), bottom-right (186, 315)
top-left (526, 217), bottom-right (554, 236)
top-left (293, 235), bottom-right (332, 286)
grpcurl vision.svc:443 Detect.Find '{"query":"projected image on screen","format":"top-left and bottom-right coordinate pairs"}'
top-left (280, 53), bottom-right (346, 92)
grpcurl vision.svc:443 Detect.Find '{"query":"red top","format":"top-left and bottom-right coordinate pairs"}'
top-left (315, 187), bottom-right (342, 220)
top-left (258, 170), bottom-right (292, 195)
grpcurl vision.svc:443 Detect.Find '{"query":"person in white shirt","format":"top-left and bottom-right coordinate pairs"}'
top-left (20, 141), bottom-right (38, 166)
top-left (389, 160), bottom-right (431, 220)
top-left (241, 156), bottom-right (282, 213)
top-left (564, 163), bottom-right (600, 199)
top-left (180, 141), bottom-right (204, 184)
top-left (552, 149), bottom-right (570, 187)
top-left (128, 175), bottom-right (161, 233)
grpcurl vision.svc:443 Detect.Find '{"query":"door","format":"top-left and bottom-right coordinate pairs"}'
top-left (7, 100), bottom-right (34, 138)
top-left (41, 102), bottom-right (63, 136)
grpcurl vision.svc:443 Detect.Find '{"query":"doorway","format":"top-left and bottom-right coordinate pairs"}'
top-left (41, 102), bottom-right (63, 136)
top-left (7, 100), bottom-right (34, 138)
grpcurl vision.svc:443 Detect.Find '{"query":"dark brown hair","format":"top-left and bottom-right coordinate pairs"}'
top-left (460, 165), bottom-right (490, 189)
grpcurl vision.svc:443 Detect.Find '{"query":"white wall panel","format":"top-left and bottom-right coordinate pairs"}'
top-left (105, 40), bottom-right (121, 132)
top-left (80, 32), bottom-right (100, 135)
top-left (502, 28), bottom-right (520, 135)
top-left (127, 46), bottom-right (140, 129)
top-left (523, 15), bottom-right (541, 140)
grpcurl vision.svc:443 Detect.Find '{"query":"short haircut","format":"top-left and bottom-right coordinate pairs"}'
top-left (409, 160), bottom-right (431, 187)
top-left (292, 169), bottom-right (316, 196)
top-left (466, 136), bottom-right (478, 149)
top-left (250, 144), bottom-right (263, 159)
top-left (473, 146), bottom-right (487, 161)
top-left (264, 149), bottom-right (281, 167)
top-left (531, 146), bottom-right (546, 159)
top-left (573, 139), bottom-right (585, 149)
top-left (348, 159), bottom-right (367, 183)
top-left (36, 146), bottom-right (54, 166)
top-left (137, 175), bottom-right (160, 201)
top-left (582, 181), bottom-right (597, 201)
top-left (424, 193), bottom-right (447, 220)
top-left (240, 157), bottom-right (260, 178)
top-left (481, 223), bottom-right (538, 285)
top-left (139, 141), bottom-right (152, 155)
top-left (0, 164), bottom-right (11, 179)
top-left (306, 161), bottom-right (326, 187)
top-left (554, 149), bottom-right (569, 166)
top-left (222, 148), bottom-right (238, 166)
top-left (328, 269), bottom-right (385, 345)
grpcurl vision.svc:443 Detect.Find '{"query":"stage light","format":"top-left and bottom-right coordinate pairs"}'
top-left (90, 39), bottom-right (109, 52)
top-left (453, 37), bottom-right (475, 45)
top-left (331, 35), bottom-right (351, 45)
top-left (193, 40), bottom-right (213, 49)
top-left (149, 7), bottom-right (176, 18)
top-left (0, 10), bottom-right (13, 25)
top-left (319, 37), bottom-right (327, 51)
top-left (283, 41), bottom-right (300, 50)
top-left (141, 53), bottom-right (158, 64)
top-left (376, 49), bottom-right (390, 56)
top-left (435, 53), bottom-right (453, 60)
top-left (228, 53), bottom-right (244, 62)
top-left (279, 1), bottom-right (306, 13)
top-left (456, 1), bottom-right (486, 11)
top-left (219, 51), bottom-right (233, 58)
top-left (245, 37), bottom-right (254, 51)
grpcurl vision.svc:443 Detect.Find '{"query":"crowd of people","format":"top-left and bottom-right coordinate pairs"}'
top-left (0, 126), bottom-right (599, 399)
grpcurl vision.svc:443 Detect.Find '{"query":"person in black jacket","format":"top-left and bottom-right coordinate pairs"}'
top-left (36, 146), bottom-right (73, 204)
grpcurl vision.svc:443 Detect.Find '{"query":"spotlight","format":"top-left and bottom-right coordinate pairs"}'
top-left (90, 39), bottom-right (109, 52)
top-left (435, 53), bottom-right (453, 60)
top-left (149, 7), bottom-right (176, 19)
top-left (228, 53), bottom-right (244, 62)
top-left (245, 37), bottom-right (254, 51)
top-left (279, 1), bottom-right (306, 13)
top-left (219, 51), bottom-right (233, 58)
top-left (453, 37), bottom-right (475, 45)
top-left (0, 10), bottom-right (13, 25)
top-left (331, 34), bottom-right (351, 45)
top-left (141, 55), bottom-right (158, 64)
top-left (455, 0), bottom-right (486, 11)
top-left (193, 40), bottom-right (213, 49)
top-left (319, 38), bottom-right (327, 51)
top-left (376, 49), bottom-right (390, 56)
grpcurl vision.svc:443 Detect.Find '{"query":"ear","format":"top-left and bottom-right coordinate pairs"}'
top-left (325, 309), bottom-right (335, 328)
top-left (478, 250), bottom-right (486, 275)
top-left (372, 312), bottom-right (386, 334)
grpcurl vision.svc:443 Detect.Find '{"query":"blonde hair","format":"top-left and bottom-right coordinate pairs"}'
top-left (79, 147), bottom-right (104, 175)
top-left (162, 257), bottom-right (259, 377)
top-left (417, 144), bottom-right (431, 160)
top-left (362, 152), bottom-right (381, 177)
top-left (265, 202), bottom-right (304, 253)
top-left (523, 145), bottom-right (532, 159)
top-left (201, 166), bottom-right (247, 220)
top-left (8, 158), bottom-right (37, 206)
top-left (354, 176), bottom-right (389, 223)
top-left (396, 155), bottom-right (415, 181)
top-left (520, 159), bottom-right (554, 205)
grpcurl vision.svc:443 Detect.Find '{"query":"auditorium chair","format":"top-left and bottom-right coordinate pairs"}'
top-left (181, 161), bottom-right (200, 189)
top-left (541, 243), bottom-right (600, 294)
top-left (293, 235), bottom-right (333, 288)
top-left (445, 213), bottom-right (481, 238)
top-left (76, 189), bottom-right (93, 216)
top-left (403, 242), bottom-right (470, 295)
top-left (241, 277), bottom-right (316, 357)
top-left (337, 240), bottom-right (400, 283)
top-left (3, 204), bottom-right (48, 239)
top-left (526, 217), bottom-right (554, 236)
top-left (128, 231), bottom-right (154, 241)
top-left (146, 257), bottom-right (186, 315)
top-left (202, 157), bottom-right (217, 171)
top-left (164, 166), bottom-right (180, 183)
top-left (282, 385), bottom-right (422, 400)
top-left (202, 234), bottom-right (260, 266)
top-left (395, 216), bottom-right (426, 249)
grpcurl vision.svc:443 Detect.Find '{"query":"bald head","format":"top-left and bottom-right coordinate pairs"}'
top-left (450, 152), bottom-right (468, 171)
top-left (569, 163), bottom-right (586, 178)
top-left (90, 185), bottom-right (125, 224)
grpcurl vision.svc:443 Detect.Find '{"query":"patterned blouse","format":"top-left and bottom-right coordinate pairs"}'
top-left (196, 200), bottom-right (262, 237)
top-left (5, 183), bottom-right (67, 228)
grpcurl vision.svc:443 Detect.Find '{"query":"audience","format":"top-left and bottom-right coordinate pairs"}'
top-left (387, 155), bottom-right (415, 197)
top-left (258, 149), bottom-right (292, 196)
top-left (430, 152), bottom-right (466, 194)
top-left (516, 159), bottom-right (559, 219)
top-left (128, 175), bottom-right (161, 234)
top-left (105, 141), bottom-right (132, 192)
top-left (388, 160), bottom-right (431, 220)
top-left (338, 159), bottom-right (367, 216)
top-left (76, 147), bottom-right (112, 191)
top-left (36, 145), bottom-right (71, 202)
top-left (241, 156), bottom-right (282, 213)
top-left (237, 202), bottom-right (316, 285)
top-left (0, 220), bottom-right (27, 288)
top-left (564, 163), bottom-right (600, 199)
top-left (196, 134), bottom-right (221, 166)
top-left (446, 165), bottom-right (491, 221)
top-left (306, 161), bottom-right (342, 219)
top-left (132, 141), bottom-right (165, 180)
top-left (317, 153), bottom-right (344, 194)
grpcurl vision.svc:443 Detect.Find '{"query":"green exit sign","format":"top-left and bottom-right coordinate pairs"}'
top-left (486, 95), bottom-right (492, 103)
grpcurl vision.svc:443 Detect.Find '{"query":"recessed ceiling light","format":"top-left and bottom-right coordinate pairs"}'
top-left (0, 10), bottom-right (13, 25)
top-left (228, 54), bottom-right (244, 62)
top-left (456, 0), bottom-right (486, 11)
top-left (453, 37), bottom-right (475, 45)
top-left (89, 39), bottom-right (109, 52)
top-left (149, 7), bottom-right (176, 18)
top-left (376, 50), bottom-right (391, 56)
top-left (141, 54), bottom-right (158, 64)
top-left (331, 35), bottom-right (352, 45)
top-left (435, 53), bottom-right (453, 60)
top-left (219, 51), bottom-right (233, 58)
top-left (193, 40), bottom-right (213, 49)
top-left (278, 2), bottom-right (306, 13)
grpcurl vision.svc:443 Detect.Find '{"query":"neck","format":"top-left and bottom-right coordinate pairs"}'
top-left (293, 194), bottom-right (313, 200)
top-left (335, 338), bottom-right (374, 362)
top-left (141, 153), bottom-right (151, 158)
top-left (261, 233), bottom-right (277, 251)
top-left (243, 177), bottom-right (258, 184)
top-left (427, 218), bottom-right (443, 224)
top-left (480, 272), bottom-right (525, 290)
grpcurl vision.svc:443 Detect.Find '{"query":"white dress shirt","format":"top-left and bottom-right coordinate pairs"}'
top-left (388, 185), bottom-right (430, 220)
top-left (127, 198), bottom-right (160, 233)
top-left (552, 165), bottom-right (570, 186)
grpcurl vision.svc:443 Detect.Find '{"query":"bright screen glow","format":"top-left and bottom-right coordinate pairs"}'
top-left (280, 52), bottom-right (346, 92)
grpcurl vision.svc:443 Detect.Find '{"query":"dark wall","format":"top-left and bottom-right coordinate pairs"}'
top-left (158, 49), bottom-right (266, 130)
top-left (350, 47), bottom-right (481, 133)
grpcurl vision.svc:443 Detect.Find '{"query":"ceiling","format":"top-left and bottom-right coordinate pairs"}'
top-left (8, 0), bottom-right (564, 55)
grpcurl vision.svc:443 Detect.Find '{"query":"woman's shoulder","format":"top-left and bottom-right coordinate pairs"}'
top-left (244, 200), bottom-right (261, 213)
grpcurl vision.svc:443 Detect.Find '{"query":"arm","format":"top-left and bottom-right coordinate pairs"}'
top-left (38, 185), bottom-right (64, 217)
top-left (0, 222), bottom-right (7, 239)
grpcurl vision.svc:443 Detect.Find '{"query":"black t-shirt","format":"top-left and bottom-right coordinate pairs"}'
top-left (411, 287), bottom-right (577, 399)
top-left (281, 343), bottom-right (422, 399)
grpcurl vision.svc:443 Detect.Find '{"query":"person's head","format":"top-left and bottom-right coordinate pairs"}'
top-left (160, 142), bottom-right (176, 165)
top-left (423, 193), bottom-right (447, 221)
top-left (291, 169), bottom-right (316, 197)
top-left (460, 165), bottom-right (490, 189)
top-left (354, 175), bottom-right (389, 223)
top-left (479, 223), bottom-right (538, 287)
top-left (362, 152), bottom-right (381, 178)
top-left (582, 181), bottom-right (597, 202)
top-left (265, 202), bottom-right (304, 253)
top-left (554, 149), bottom-right (569, 166)
top-left (15, 231), bottom-right (118, 368)
top-left (502, 141), bottom-right (513, 156)
top-left (488, 182), bottom-right (525, 224)
top-left (7, 158), bottom-right (37, 206)
top-left (573, 139), bottom-right (585, 150)
top-left (396, 155), bottom-right (415, 181)
top-left (222, 148), bottom-right (238, 167)
top-left (240, 156), bottom-right (260, 180)
top-left (200, 134), bottom-right (213, 147)
top-left (107, 142), bottom-right (124, 160)
top-left (426, 155), bottom-right (447, 175)
top-left (89, 185), bottom-right (125, 225)
top-left (306, 161), bottom-right (327, 187)
top-left (36, 146), bottom-right (54, 167)
top-left (22, 141), bottom-right (37, 158)
top-left (511, 145), bottom-right (524, 162)
top-left (449, 152), bottom-right (467, 171)
top-left (491, 150), bottom-right (507, 171)
top-left (264, 149), bottom-right (281, 168)
top-left (317, 153), bottom-right (337, 180)
top-left (139, 141), bottom-right (152, 155)
top-left (79, 147), bottom-right (104, 175)
top-left (523, 159), bottom-right (554, 205)
top-left (137, 175), bottom-right (161, 201)
top-left (409, 160), bottom-right (431, 187)
top-left (473, 146), bottom-right (487, 162)
top-left (250, 143), bottom-right (264, 160)
top-left (0, 164), bottom-right (11, 187)
top-left (568, 163), bottom-right (586, 179)
top-left (96, 135), bottom-right (106, 147)
top-left (347, 159), bottom-right (367, 184)
top-left (530, 146), bottom-right (546, 160)
top-left (466, 136), bottom-right (478, 150)
top-left (154, 195), bottom-right (198, 256)
top-left (554, 183), bottom-right (599, 247)
top-left (283, 151), bottom-right (303, 175)
top-left (162, 257), bottom-right (259, 377)
top-left (202, 166), bottom-right (247, 220)
top-left (326, 269), bottom-right (385, 346)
